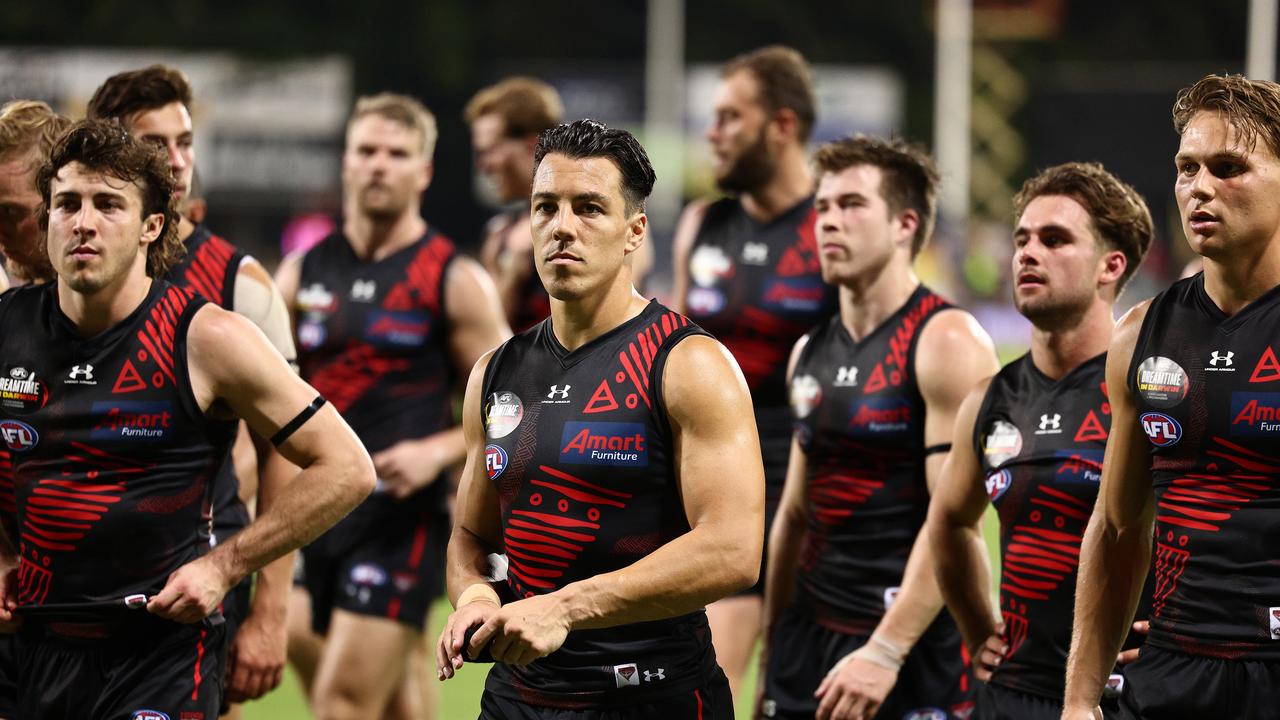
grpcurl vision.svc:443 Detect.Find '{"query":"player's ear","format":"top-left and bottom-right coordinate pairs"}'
top-left (896, 208), bottom-right (920, 249)
top-left (140, 212), bottom-right (165, 245)
top-left (419, 160), bottom-right (434, 192)
top-left (770, 107), bottom-right (799, 144)
top-left (623, 210), bottom-right (647, 255)
top-left (1098, 248), bottom-right (1127, 288)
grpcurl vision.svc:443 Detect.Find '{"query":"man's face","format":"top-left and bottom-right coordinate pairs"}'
top-left (46, 161), bottom-right (162, 294)
top-left (471, 113), bottom-right (534, 203)
top-left (0, 154), bottom-right (53, 281)
top-left (1012, 194), bottom-right (1115, 326)
top-left (530, 153), bottom-right (644, 301)
top-left (707, 70), bottom-right (776, 194)
top-left (813, 164), bottom-right (909, 286)
top-left (1175, 110), bottom-right (1280, 261)
top-left (128, 101), bottom-right (194, 203)
top-left (343, 114), bottom-right (430, 221)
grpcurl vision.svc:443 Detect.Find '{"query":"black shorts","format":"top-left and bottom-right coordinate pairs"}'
top-left (761, 605), bottom-right (976, 720)
top-left (478, 672), bottom-right (734, 719)
top-left (977, 682), bottom-right (1060, 720)
top-left (17, 615), bottom-right (226, 720)
top-left (301, 500), bottom-right (449, 634)
top-left (221, 576), bottom-right (252, 645)
top-left (1114, 645), bottom-right (1280, 720)
top-left (0, 635), bottom-right (14, 720)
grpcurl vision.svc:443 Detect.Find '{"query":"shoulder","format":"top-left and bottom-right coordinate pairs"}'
top-left (916, 306), bottom-right (996, 360)
top-left (672, 199), bottom-right (714, 256)
top-left (1109, 299), bottom-right (1154, 370)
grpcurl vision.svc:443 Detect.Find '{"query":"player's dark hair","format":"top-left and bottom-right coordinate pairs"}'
top-left (722, 45), bottom-right (817, 143)
top-left (1014, 162), bottom-right (1154, 294)
top-left (465, 77), bottom-right (564, 138)
top-left (86, 65), bottom-right (193, 122)
top-left (812, 135), bottom-right (940, 258)
top-left (1173, 74), bottom-right (1280, 159)
top-left (37, 119), bottom-right (182, 277)
top-left (533, 119), bottom-right (656, 214)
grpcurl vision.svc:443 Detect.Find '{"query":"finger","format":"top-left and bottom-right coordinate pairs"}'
top-left (488, 628), bottom-right (517, 664)
top-left (436, 626), bottom-right (453, 676)
top-left (833, 692), bottom-right (862, 720)
top-left (847, 694), bottom-right (871, 720)
top-left (245, 668), bottom-right (271, 700)
top-left (1117, 648), bottom-right (1141, 665)
top-left (814, 684), bottom-right (837, 720)
top-left (815, 670), bottom-right (832, 698)
top-left (268, 664), bottom-right (284, 693)
top-left (146, 583), bottom-right (179, 615)
top-left (1133, 620), bottom-right (1149, 634)
top-left (469, 616), bottom-right (500, 658)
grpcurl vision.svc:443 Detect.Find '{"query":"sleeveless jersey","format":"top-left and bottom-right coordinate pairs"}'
top-left (684, 196), bottom-right (837, 492)
top-left (295, 229), bottom-right (457, 516)
top-left (788, 285), bottom-right (951, 631)
top-left (165, 224), bottom-right (250, 543)
top-left (0, 280), bottom-right (235, 611)
top-left (480, 301), bottom-right (715, 709)
top-left (1129, 273), bottom-right (1280, 660)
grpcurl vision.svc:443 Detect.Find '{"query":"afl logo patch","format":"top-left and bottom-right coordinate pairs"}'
top-left (1140, 412), bottom-right (1182, 447)
top-left (485, 444), bottom-right (508, 480)
top-left (131, 712), bottom-right (170, 720)
top-left (985, 469), bottom-right (1013, 502)
top-left (484, 391), bottom-right (523, 439)
top-left (0, 420), bottom-right (38, 452)
top-left (1135, 356), bottom-right (1189, 408)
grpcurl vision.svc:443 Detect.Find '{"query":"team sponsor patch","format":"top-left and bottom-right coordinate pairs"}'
top-left (365, 310), bottom-right (430, 347)
top-left (1053, 449), bottom-right (1103, 484)
top-left (1140, 411), bottom-right (1181, 447)
top-left (982, 419), bottom-right (1022, 466)
top-left (349, 563), bottom-right (387, 586)
top-left (296, 282), bottom-right (337, 313)
top-left (685, 287), bottom-right (725, 315)
top-left (903, 708), bottom-right (946, 720)
top-left (485, 391), bottom-right (523, 439)
top-left (131, 712), bottom-right (170, 720)
top-left (90, 402), bottom-right (174, 442)
top-left (613, 662), bottom-right (639, 688)
top-left (559, 422), bottom-right (647, 467)
top-left (1135, 356), bottom-right (1189, 408)
top-left (688, 245), bottom-right (732, 287)
top-left (790, 374), bottom-right (821, 419)
top-left (985, 469), bottom-right (1013, 502)
top-left (761, 276), bottom-right (825, 312)
top-left (1229, 392), bottom-right (1280, 435)
top-left (0, 366), bottom-right (48, 415)
top-left (485, 444), bottom-right (508, 480)
top-left (0, 419), bottom-right (38, 452)
top-left (847, 397), bottom-right (911, 434)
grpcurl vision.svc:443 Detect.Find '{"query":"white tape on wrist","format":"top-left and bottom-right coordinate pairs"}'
top-left (456, 583), bottom-right (501, 608)
top-left (852, 632), bottom-right (906, 672)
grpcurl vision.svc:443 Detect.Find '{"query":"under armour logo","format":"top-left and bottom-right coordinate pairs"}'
top-left (68, 364), bottom-right (94, 381)
top-left (1210, 350), bottom-right (1234, 367)
top-left (834, 366), bottom-right (858, 387)
top-left (547, 385), bottom-right (571, 400)
top-left (1039, 413), bottom-right (1061, 431)
top-left (350, 279), bottom-right (376, 301)
top-left (643, 668), bottom-right (665, 682)
top-left (742, 242), bottom-right (769, 265)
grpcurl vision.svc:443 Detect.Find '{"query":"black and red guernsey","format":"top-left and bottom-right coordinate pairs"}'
top-left (480, 301), bottom-right (716, 709)
top-left (684, 196), bottom-right (837, 494)
top-left (295, 229), bottom-right (458, 515)
top-left (0, 280), bottom-right (234, 612)
top-left (1129, 273), bottom-right (1280, 660)
top-left (788, 285), bottom-right (952, 631)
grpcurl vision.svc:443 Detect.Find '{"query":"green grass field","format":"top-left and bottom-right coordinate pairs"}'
top-left (242, 511), bottom-right (1003, 720)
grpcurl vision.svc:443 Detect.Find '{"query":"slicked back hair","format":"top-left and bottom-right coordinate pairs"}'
top-left (87, 65), bottom-right (193, 123)
top-left (812, 135), bottom-right (940, 258)
top-left (533, 119), bottom-right (656, 214)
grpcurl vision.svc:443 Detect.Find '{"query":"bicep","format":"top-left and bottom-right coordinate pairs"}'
top-left (446, 257), bottom-right (513, 377)
top-left (1097, 334), bottom-right (1155, 527)
top-left (919, 312), bottom-right (1000, 451)
top-left (234, 259), bottom-right (297, 363)
top-left (453, 351), bottom-right (504, 548)
top-left (668, 203), bottom-right (706, 314)
top-left (931, 387), bottom-right (991, 524)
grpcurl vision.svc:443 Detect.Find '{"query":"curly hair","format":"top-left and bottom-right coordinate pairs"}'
top-left (37, 119), bottom-right (182, 277)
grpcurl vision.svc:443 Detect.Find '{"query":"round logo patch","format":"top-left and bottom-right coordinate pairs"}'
top-left (484, 391), bottom-right (524, 439)
top-left (985, 469), bottom-right (1013, 502)
top-left (789, 374), bottom-right (822, 419)
top-left (1140, 411), bottom-right (1182, 447)
top-left (982, 419), bottom-right (1023, 466)
top-left (688, 245), bottom-right (733, 288)
top-left (1135, 356), bottom-right (1189, 408)
top-left (0, 419), bottom-right (38, 452)
top-left (0, 366), bottom-right (48, 415)
top-left (485, 444), bottom-right (508, 480)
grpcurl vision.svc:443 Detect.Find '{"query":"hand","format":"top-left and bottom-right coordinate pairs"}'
top-left (1060, 706), bottom-right (1106, 720)
top-left (468, 593), bottom-right (571, 668)
top-left (0, 564), bottom-right (21, 633)
top-left (970, 631), bottom-right (1008, 681)
top-left (147, 555), bottom-right (233, 624)
top-left (1116, 620), bottom-right (1149, 665)
top-left (814, 650), bottom-right (899, 720)
top-left (373, 437), bottom-right (448, 499)
top-left (437, 598), bottom-right (501, 680)
top-left (225, 606), bottom-right (288, 702)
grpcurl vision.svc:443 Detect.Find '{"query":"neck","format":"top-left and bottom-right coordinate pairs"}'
top-left (1202, 243), bottom-right (1280, 315)
top-left (739, 147), bottom-right (813, 223)
top-left (178, 214), bottom-right (196, 242)
top-left (57, 267), bottom-right (152, 338)
top-left (343, 208), bottom-right (426, 262)
top-left (837, 259), bottom-right (919, 341)
top-left (1028, 300), bottom-right (1114, 380)
top-left (550, 271), bottom-right (649, 351)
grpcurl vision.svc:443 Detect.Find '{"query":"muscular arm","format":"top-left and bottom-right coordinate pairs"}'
top-left (668, 201), bottom-right (708, 313)
top-left (1063, 305), bottom-right (1156, 716)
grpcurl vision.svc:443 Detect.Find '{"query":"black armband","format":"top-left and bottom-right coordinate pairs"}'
top-left (270, 396), bottom-right (327, 447)
top-left (923, 442), bottom-right (953, 457)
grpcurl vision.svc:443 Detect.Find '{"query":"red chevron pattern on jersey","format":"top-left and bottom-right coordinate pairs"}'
top-left (383, 233), bottom-right (451, 313)
top-left (503, 464), bottom-right (632, 597)
top-left (1155, 437), bottom-right (1273, 533)
top-left (862, 293), bottom-right (946, 394)
top-left (115, 285), bottom-right (195, 394)
top-left (577, 310), bottom-right (690, 415)
top-left (178, 233), bottom-right (237, 304)
top-left (306, 344), bottom-right (410, 414)
top-left (1000, 486), bottom-right (1090, 602)
top-left (719, 307), bottom-right (806, 390)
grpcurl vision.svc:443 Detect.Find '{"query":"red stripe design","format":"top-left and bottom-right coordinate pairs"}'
top-left (695, 688), bottom-right (704, 719)
top-left (191, 628), bottom-right (207, 700)
top-left (1000, 486), bottom-right (1089, 601)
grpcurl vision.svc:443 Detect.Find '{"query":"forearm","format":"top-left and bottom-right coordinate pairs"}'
top-left (557, 522), bottom-right (757, 632)
top-left (762, 508), bottom-right (805, 639)
top-left (930, 515), bottom-right (995, 650)
top-left (873, 528), bottom-right (945, 650)
top-left (446, 525), bottom-right (500, 606)
top-left (425, 426), bottom-right (466, 468)
top-left (247, 446), bottom-right (298, 618)
top-left (1063, 508), bottom-right (1152, 709)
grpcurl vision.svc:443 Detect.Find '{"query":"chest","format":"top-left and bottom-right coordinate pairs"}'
top-left (296, 259), bottom-right (442, 355)
top-left (686, 215), bottom-right (825, 318)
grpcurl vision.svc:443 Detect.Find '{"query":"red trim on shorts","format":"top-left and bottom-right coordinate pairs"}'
top-left (191, 628), bottom-right (207, 700)
top-left (387, 597), bottom-right (401, 620)
top-left (407, 517), bottom-right (428, 568)
top-left (960, 643), bottom-right (971, 692)
top-left (695, 688), bottom-right (704, 719)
